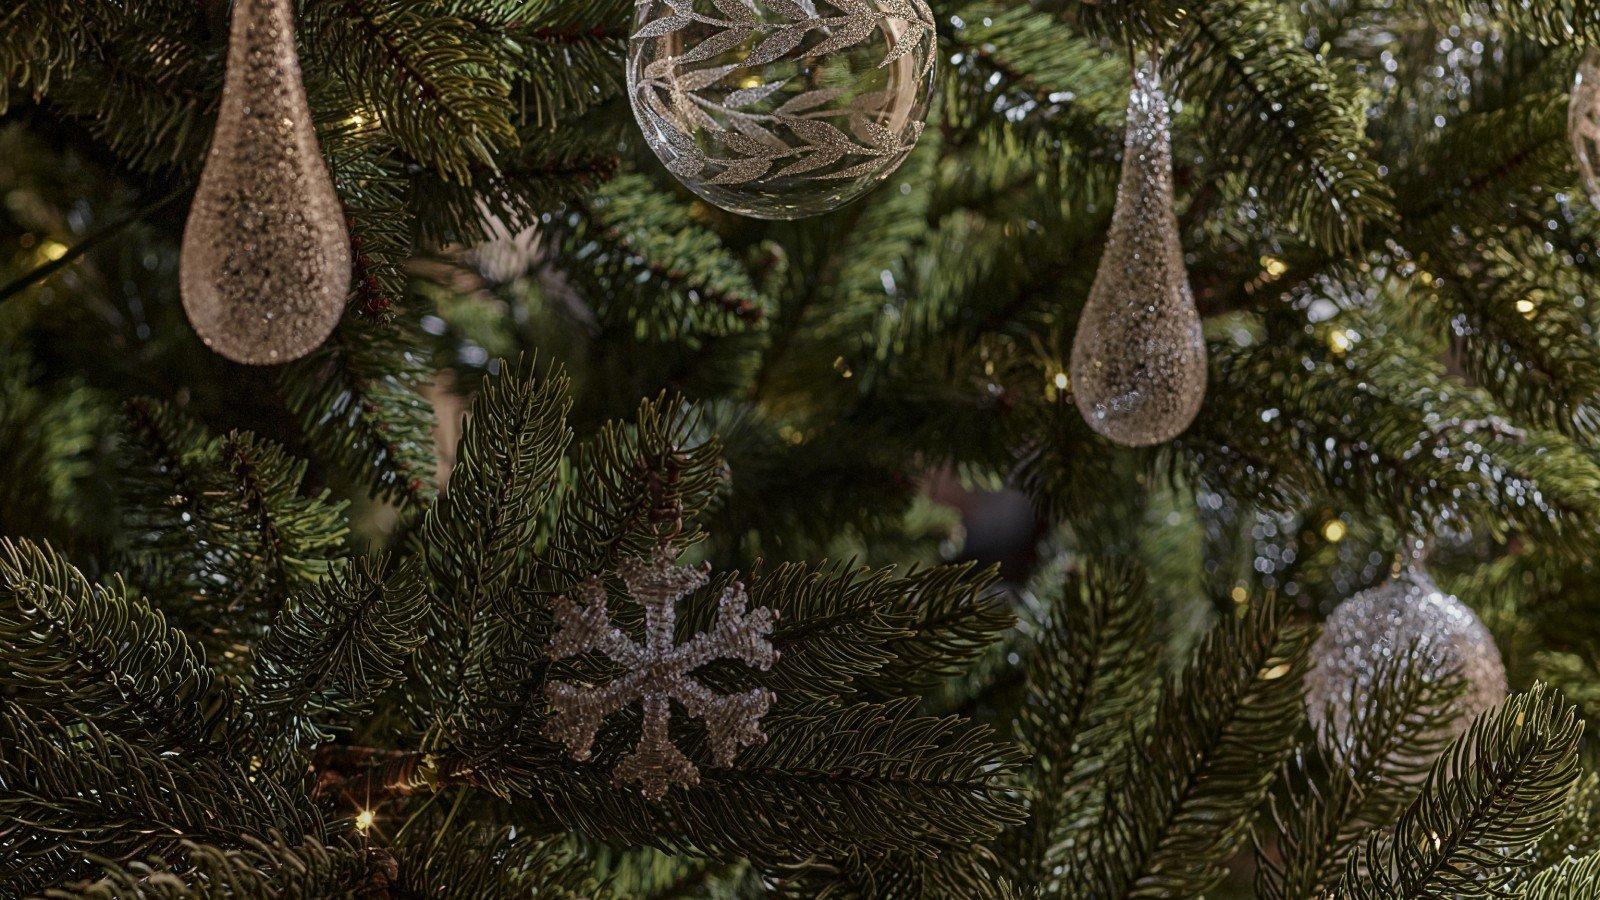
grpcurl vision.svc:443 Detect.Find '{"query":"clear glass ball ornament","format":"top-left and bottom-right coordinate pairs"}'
top-left (1305, 559), bottom-right (1507, 765)
top-left (627, 0), bottom-right (937, 219)
top-left (1569, 47), bottom-right (1600, 209)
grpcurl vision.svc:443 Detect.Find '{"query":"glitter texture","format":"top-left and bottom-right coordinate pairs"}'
top-left (543, 548), bottom-right (778, 800)
top-left (1570, 48), bottom-right (1600, 210)
top-left (181, 0), bottom-right (349, 365)
top-left (1069, 62), bottom-right (1206, 446)
top-left (627, 0), bottom-right (937, 219)
top-left (1305, 562), bottom-right (1507, 759)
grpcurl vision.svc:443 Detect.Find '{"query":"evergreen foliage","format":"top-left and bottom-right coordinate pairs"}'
top-left (1340, 683), bottom-right (1583, 898)
top-left (118, 398), bottom-right (348, 648)
top-left (996, 558), bottom-right (1158, 893)
top-left (1070, 588), bottom-right (1312, 898)
top-left (5, 0), bottom-right (1600, 895)
top-left (1256, 643), bottom-right (1467, 899)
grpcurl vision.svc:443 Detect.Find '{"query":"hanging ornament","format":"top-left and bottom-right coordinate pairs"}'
top-left (543, 547), bottom-right (778, 800)
top-left (181, 0), bottom-right (349, 364)
top-left (1570, 47), bottom-right (1600, 210)
top-left (1304, 549), bottom-right (1507, 764)
top-left (468, 206), bottom-right (544, 284)
top-left (627, 0), bottom-right (937, 220)
top-left (1068, 61), bottom-right (1206, 446)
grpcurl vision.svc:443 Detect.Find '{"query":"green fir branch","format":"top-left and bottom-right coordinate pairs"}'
top-left (526, 699), bottom-right (1025, 873)
top-left (1514, 852), bottom-right (1600, 899)
top-left (558, 173), bottom-right (772, 338)
top-left (1256, 642), bottom-right (1467, 900)
top-left (252, 554), bottom-right (428, 753)
top-left (278, 313), bottom-right (439, 506)
top-left (534, 394), bottom-right (725, 591)
top-left (850, 562), bottom-right (1012, 696)
top-left (1071, 594), bottom-right (1313, 898)
top-left (1528, 772), bottom-right (1600, 870)
top-left (997, 557), bottom-right (1158, 892)
top-left (417, 358), bottom-right (573, 730)
top-left (1423, 1), bottom-right (1600, 45)
top-left (390, 817), bottom-right (595, 898)
top-left (119, 398), bottom-right (348, 647)
top-left (302, 0), bottom-right (519, 182)
top-left (1184, 327), bottom-right (1600, 549)
top-left (0, 538), bottom-right (253, 758)
top-left (1170, 0), bottom-right (1396, 252)
top-left (939, 4), bottom-right (1127, 152)
top-left (0, 707), bottom-right (317, 876)
top-left (1340, 683), bottom-right (1584, 899)
top-left (37, 837), bottom-right (383, 899)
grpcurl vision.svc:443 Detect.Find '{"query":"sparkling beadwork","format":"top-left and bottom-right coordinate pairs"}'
top-left (1570, 48), bottom-right (1600, 210)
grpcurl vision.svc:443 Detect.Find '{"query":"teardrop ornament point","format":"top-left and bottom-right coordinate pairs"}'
top-left (180, 0), bottom-right (349, 365)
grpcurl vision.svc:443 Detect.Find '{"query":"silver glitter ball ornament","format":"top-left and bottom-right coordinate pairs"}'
top-left (1570, 47), bottom-right (1600, 210)
top-left (181, 0), bottom-right (349, 364)
top-left (1069, 62), bottom-right (1206, 446)
top-left (1305, 561), bottom-right (1507, 759)
top-left (627, 0), bottom-right (937, 219)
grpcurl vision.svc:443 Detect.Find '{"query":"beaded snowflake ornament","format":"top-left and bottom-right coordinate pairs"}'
top-left (543, 548), bottom-right (779, 799)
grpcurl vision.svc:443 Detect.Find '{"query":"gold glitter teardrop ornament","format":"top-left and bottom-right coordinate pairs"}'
top-left (181, 0), bottom-right (349, 364)
top-left (1570, 47), bottom-right (1600, 210)
top-left (1069, 62), bottom-right (1206, 446)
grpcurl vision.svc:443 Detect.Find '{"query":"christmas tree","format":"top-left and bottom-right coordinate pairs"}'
top-left (4, 0), bottom-right (1600, 896)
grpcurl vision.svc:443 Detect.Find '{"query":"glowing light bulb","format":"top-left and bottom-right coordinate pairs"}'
top-left (355, 809), bottom-right (375, 832)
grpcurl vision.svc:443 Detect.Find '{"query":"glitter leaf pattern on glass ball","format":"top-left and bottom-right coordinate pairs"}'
top-left (1069, 62), bottom-right (1206, 446)
top-left (1570, 47), bottom-right (1600, 210)
top-left (628, 0), bottom-right (937, 219)
top-left (181, 0), bottom-right (350, 365)
top-left (1304, 562), bottom-right (1507, 764)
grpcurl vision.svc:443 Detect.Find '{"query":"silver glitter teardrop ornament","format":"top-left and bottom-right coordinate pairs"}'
top-left (1570, 47), bottom-right (1600, 210)
top-left (181, 0), bottom-right (349, 364)
top-left (627, 0), bottom-right (937, 219)
top-left (1305, 559), bottom-right (1507, 762)
top-left (1069, 62), bottom-right (1206, 446)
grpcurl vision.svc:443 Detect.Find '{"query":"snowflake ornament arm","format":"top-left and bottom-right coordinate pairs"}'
top-left (543, 549), bottom-right (779, 800)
